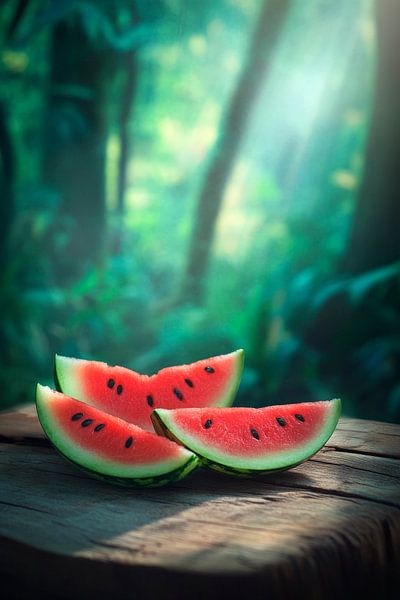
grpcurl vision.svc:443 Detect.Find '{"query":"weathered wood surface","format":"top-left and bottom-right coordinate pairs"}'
top-left (0, 407), bottom-right (399, 600)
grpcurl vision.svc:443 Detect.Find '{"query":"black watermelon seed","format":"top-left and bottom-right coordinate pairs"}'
top-left (71, 413), bottom-right (83, 421)
top-left (125, 436), bottom-right (133, 448)
top-left (147, 394), bottom-right (154, 407)
top-left (173, 388), bottom-right (184, 401)
top-left (94, 423), bottom-right (105, 432)
top-left (251, 428), bottom-right (260, 440)
top-left (205, 366), bottom-right (215, 373)
top-left (276, 417), bottom-right (286, 427)
top-left (204, 419), bottom-right (212, 429)
top-left (116, 384), bottom-right (123, 395)
top-left (107, 378), bottom-right (115, 389)
top-left (295, 413), bottom-right (305, 422)
top-left (184, 378), bottom-right (194, 388)
top-left (81, 419), bottom-right (93, 427)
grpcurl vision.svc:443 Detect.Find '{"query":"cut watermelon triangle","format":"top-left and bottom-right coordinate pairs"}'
top-left (151, 399), bottom-right (341, 475)
top-left (36, 385), bottom-right (199, 487)
top-left (54, 350), bottom-right (244, 431)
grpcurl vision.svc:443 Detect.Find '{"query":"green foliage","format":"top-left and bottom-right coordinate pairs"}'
top-left (3, 0), bottom-right (397, 426)
top-left (283, 262), bottom-right (400, 420)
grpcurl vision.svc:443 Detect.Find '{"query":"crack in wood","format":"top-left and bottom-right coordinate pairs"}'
top-left (326, 445), bottom-right (400, 460)
top-left (0, 499), bottom-right (53, 515)
top-left (0, 434), bottom-right (50, 447)
top-left (261, 480), bottom-right (400, 511)
top-left (86, 537), bottom-right (134, 552)
top-left (336, 425), bottom-right (400, 438)
top-left (310, 457), bottom-right (400, 480)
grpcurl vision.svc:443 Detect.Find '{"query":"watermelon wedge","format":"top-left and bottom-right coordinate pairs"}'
top-left (36, 385), bottom-right (199, 487)
top-left (151, 399), bottom-right (341, 475)
top-left (54, 350), bottom-right (244, 431)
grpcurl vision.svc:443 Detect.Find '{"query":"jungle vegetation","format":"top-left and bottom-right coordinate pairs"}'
top-left (1, 0), bottom-right (399, 422)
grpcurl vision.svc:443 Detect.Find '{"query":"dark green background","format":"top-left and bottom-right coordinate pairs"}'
top-left (1, 0), bottom-right (399, 422)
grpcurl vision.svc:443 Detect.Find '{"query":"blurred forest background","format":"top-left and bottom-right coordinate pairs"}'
top-left (1, 0), bottom-right (399, 421)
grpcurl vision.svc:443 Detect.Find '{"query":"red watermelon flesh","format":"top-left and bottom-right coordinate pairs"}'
top-left (36, 385), bottom-right (198, 486)
top-left (151, 399), bottom-right (341, 474)
top-left (55, 350), bottom-right (244, 431)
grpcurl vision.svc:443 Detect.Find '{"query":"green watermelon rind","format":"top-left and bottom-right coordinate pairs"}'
top-left (54, 360), bottom-right (62, 393)
top-left (59, 451), bottom-right (199, 488)
top-left (199, 457), bottom-right (307, 478)
top-left (36, 385), bottom-right (199, 487)
top-left (54, 348), bottom-right (245, 413)
top-left (151, 399), bottom-right (341, 474)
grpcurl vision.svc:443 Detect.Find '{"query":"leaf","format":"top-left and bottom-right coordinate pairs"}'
top-left (11, 0), bottom-right (75, 47)
top-left (11, 0), bottom-right (154, 52)
top-left (348, 261), bottom-right (400, 304)
top-left (76, 2), bottom-right (154, 51)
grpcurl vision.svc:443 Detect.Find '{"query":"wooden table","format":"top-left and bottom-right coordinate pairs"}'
top-left (0, 407), bottom-right (399, 599)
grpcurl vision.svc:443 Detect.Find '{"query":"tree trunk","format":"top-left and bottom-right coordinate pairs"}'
top-left (343, 0), bottom-right (400, 274)
top-left (42, 17), bottom-right (108, 282)
top-left (111, 35), bottom-right (138, 257)
top-left (0, 100), bottom-right (15, 267)
top-left (0, 99), bottom-right (16, 363)
top-left (116, 52), bottom-right (137, 218)
top-left (181, 0), bottom-right (291, 303)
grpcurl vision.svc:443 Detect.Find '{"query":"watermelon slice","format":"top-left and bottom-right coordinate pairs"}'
top-left (151, 399), bottom-right (341, 475)
top-left (36, 385), bottom-right (199, 487)
top-left (54, 350), bottom-right (244, 431)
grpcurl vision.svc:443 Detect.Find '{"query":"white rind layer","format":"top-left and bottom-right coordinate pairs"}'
top-left (55, 355), bottom-right (86, 400)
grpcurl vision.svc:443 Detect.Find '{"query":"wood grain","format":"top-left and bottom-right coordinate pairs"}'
top-left (0, 406), bottom-right (399, 599)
